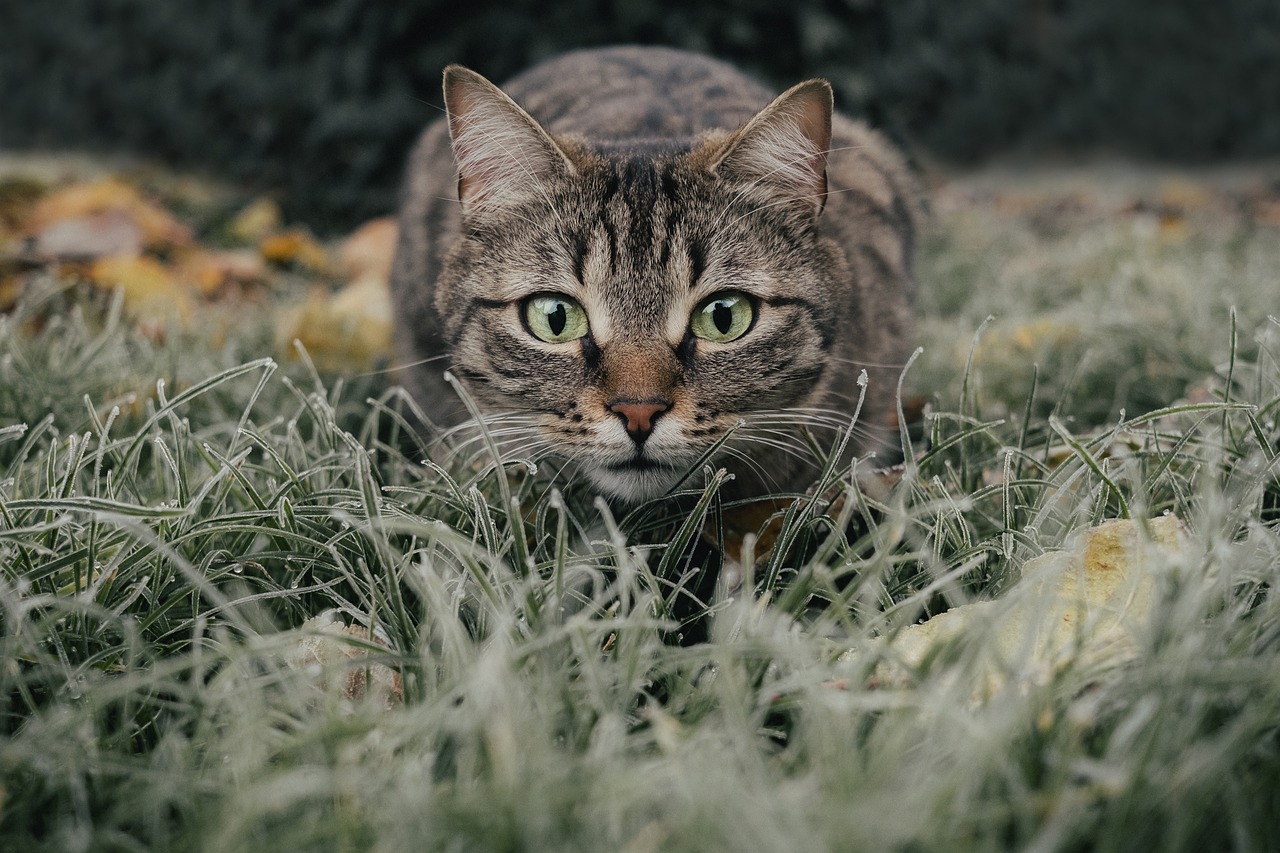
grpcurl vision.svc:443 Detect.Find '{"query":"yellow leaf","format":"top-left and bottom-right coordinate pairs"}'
top-left (851, 516), bottom-right (1189, 697)
top-left (276, 274), bottom-right (392, 369)
top-left (178, 248), bottom-right (266, 297)
top-left (260, 228), bottom-right (330, 272)
top-left (89, 254), bottom-right (192, 331)
top-left (25, 178), bottom-right (191, 251)
top-left (1157, 178), bottom-right (1211, 213)
top-left (338, 216), bottom-right (398, 283)
top-left (227, 196), bottom-right (283, 244)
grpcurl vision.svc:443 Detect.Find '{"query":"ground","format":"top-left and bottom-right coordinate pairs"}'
top-left (1, 151), bottom-right (1278, 852)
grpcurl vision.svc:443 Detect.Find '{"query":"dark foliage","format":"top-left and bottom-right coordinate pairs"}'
top-left (3, 0), bottom-right (1277, 230)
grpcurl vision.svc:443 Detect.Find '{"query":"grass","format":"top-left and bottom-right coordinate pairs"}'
top-left (2, 163), bottom-right (1280, 852)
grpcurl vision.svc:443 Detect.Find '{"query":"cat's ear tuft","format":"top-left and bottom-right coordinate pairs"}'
top-left (443, 66), bottom-right (576, 213)
top-left (711, 79), bottom-right (833, 219)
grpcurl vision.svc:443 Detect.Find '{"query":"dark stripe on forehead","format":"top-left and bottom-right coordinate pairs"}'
top-left (620, 156), bottom-right (660, 200)
top-left (688, 240), bottom-right (706, 288)
top-left (656, 166), bottom-right (684, 274)
top-left (601, 215), bottom-right (619, 275)
top-left (570, 231), bottom-right (588, 283)
top-left (658, 214), bottom-right (675, 272)
top-left (620, 157), bottom-right (661, 265)
top-left (660, 163), bottom-right (680, 201)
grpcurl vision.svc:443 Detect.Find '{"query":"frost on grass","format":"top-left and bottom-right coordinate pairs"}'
top-left (2, 161), bottom-right (1279, 852)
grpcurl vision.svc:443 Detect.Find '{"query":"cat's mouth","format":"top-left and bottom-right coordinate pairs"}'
top-left (603, 456), bottom-right (677, 473)
top-left (587, 452), bottom-right (690, 503)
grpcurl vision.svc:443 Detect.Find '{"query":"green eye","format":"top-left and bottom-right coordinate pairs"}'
top-left (691, 292), bottom-right (754, 343)
top-left (524, 294), bottom-right (589, 343)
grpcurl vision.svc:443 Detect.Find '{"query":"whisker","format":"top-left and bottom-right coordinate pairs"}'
top-left (356, 353), bottom-right (453, 378)
top-left (717, 446), bottom-right (794, 494)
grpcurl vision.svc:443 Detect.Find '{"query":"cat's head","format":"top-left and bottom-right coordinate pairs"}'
top-left (435, 66), bottom-right (851, 503)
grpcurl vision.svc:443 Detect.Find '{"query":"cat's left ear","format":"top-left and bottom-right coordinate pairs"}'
top-left (711, 80), bottom-right (833, 219)
top-left (443, 66), bottom-right (577, 213)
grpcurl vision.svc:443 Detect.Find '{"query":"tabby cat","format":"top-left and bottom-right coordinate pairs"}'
top-left (390, 46), bottom-right (920, 504)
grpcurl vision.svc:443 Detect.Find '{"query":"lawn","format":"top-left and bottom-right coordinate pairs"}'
top-left (2, 156), bottom-right (1279, 852)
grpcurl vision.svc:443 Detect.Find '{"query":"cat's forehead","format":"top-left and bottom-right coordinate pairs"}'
top-left (578, 142), bottom-right (714, 200)
top-left (590, 138), bottom-right (697, 160)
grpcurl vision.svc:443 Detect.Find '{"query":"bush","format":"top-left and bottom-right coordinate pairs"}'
top-left (3, 0), bottom-right (1277, 229)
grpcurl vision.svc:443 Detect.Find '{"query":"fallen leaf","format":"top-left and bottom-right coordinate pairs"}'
top-left (339, 216), bottom-right (398, 283)
top-left (227, 196), bottom-right (283, 244)
top-left (973, 317), bottom-right (1079, 364)
top-left (260, 227), bottom-right (330, 272)
top-left (178, 248), bottom-right (267, 297)
top-left (28, 210), bottom-right (143, 260)
top-left (283, 610), bottom-right (402, 709)
top-left (89, 254), bottom-right (192, 331)
top-left (0, 177), bottom-right (45, 232)
top-left (1157, 213), bottom-right (1190, 240)
top-left (0, 275), bottom-right (23, 312)
top-left (276, 273), bottom-right (392, 368)
top-left (847, 515), bottom-right (1189, 697)
top-left (24, 178), bottom-right (191, 252)
top-left (1254, 199), bottom-right (1280, 227)
top-left (1157, 178), bottom-right (1212, 213)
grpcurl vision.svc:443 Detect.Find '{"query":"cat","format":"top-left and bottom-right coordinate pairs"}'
top-left (389, 45), bottom-right (920, 506)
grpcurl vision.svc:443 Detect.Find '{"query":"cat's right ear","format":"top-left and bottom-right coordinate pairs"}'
top-left (443, 66), bottom-right (576, 213)
top-left (710, 79), bottom-right (833, 220)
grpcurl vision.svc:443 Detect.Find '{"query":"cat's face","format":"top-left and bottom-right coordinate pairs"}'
top-left (436, 67), bottom-right (845, 502)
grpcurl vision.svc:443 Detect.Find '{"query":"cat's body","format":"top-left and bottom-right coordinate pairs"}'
top-left (390, 46), bottom-right (920, 504)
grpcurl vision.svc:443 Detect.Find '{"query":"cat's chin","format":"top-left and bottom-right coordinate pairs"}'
top-left (584, 461), bottom-right (690, 504)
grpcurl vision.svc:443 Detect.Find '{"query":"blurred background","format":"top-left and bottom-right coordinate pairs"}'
top-left (2, 0), bottom-right (1277, 232)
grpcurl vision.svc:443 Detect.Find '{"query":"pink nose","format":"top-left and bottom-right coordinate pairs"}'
top-left (609, 400), bottom-right (670, 439)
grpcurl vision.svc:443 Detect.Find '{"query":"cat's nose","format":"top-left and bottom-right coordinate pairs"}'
top-left (609, 400), bottom-right (670, 444)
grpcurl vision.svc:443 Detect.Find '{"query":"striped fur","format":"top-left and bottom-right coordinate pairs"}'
top-left (390, 46), bottom-right (921, 503)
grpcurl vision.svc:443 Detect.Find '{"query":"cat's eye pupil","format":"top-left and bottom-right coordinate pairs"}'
top-left (547, 303), bottom-right (567, 336)
top-left (712, 302), bottom-right (733, 335)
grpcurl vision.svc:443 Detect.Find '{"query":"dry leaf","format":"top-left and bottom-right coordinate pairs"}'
top-left (339, 216), bottom-right (398, 283)
top-left (0, 177), bottom-right (45, 232)
top-left (848, 515), bottom-right (1189, 696)
top-left (1157, 213), bottom-right (1190, 240)
top-left (1254, 199), bottom-right (1280, 227)
top-left (283, 611), bottom-right (403, 709)
top-left (260, 227), bottom-right (330, 272)
top-left (276, 273), bottom-right (392, 368)
top-left (971, 317), bottom-right (1079, 366)
top-left (24, 178), bottom-right (191, 252)
top-left (227, 196), bottom-right (283, 244)
top-left (178, 248), bottom-right (267, 297)
top-left (28, 210), bottom-right (143, 260)
top-left (1157, 178), bottom-right (1212, 213)
top-left (89, 254), bottom-right (192, 331)
top-left (0, 275), bottom-right (23, 312)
